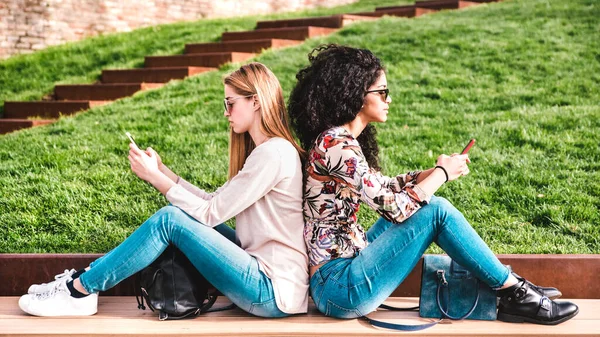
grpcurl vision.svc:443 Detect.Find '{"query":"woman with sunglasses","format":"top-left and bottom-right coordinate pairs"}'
top-left (287, 44), bottom-right (578, 325)
top-left (19, 62), bottom-right (309, 318)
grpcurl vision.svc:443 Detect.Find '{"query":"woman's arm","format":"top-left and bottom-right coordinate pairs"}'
top-left (144, 147), bottom-right (222, 200)
top-left (164, 143), bottom-right (285, 227)
top-left (416, 154), bottom-right (471, 196)
top-left (318, 138), bottom-right (469, 223)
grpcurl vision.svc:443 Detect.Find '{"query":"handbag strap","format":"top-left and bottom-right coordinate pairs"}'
top-left (361, 302), bottom-right (438, 332)
top-left (378, 303), bottom-right (419, 311)
top-left (435, 269), bottom-right (480, 320)
top-left (361, 316), bottom-right (441, 332)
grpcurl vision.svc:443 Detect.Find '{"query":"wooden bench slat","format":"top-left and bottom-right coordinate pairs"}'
top-left (1, 297), bottom-right (599, 336)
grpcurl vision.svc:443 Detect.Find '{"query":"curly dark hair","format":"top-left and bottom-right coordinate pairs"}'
top-left (288, 44), bottom-right (385, 171)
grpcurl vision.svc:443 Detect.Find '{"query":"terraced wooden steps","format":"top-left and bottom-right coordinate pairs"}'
top-left (185, 39), bottom-right (302, 54)
top-left (354, 5), bottom-right (439, 18)
top-left (101, 66), bottom-right (215, 84)
top-left (0, 119), bottom-right (54, 134)
top-left (414, 0), bottom-right (481, 9)
top-left (221, 26), bottom-right (338, 42)
top-left (255, 14), bottom-right (376, 29)
top-left (3, 101), bottom-right (110, 119)
top-left (185, 39), bottom-right (301, 54)
top-left (145, 52), bottom-right (255, 68)
top-left (54, 83), bottom-right (164, 100)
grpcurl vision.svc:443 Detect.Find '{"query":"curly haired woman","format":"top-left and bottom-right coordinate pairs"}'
top-left (287, 44), bottom-right (578, 325)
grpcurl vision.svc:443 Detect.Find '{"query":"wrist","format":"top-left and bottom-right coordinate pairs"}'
top-left (434, 165), bottom-right (449, 183)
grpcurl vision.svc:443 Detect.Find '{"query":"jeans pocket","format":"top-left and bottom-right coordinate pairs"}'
top-left (325, 300), bottom-right (363, 319)
top-left (248, 298), bottom-right (287, 318)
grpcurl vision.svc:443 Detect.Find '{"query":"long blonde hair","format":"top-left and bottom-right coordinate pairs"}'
top-left (223, 62), bottom-right (305, 179)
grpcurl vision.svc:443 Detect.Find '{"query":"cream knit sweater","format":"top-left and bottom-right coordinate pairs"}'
top-left (165, 137), bottom-right (308, 314)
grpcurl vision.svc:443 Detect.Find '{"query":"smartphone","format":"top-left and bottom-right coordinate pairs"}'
top-left (125, 132), bottom-right (139, 148)
top-left (461, 139), bottom-right (476, 155)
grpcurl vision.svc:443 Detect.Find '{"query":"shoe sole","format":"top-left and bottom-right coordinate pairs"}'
top-left (497, 307), bottom-right (579, 325)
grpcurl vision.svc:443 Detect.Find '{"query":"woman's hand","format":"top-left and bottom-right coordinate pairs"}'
top-left (129, 143), bottom-right (162, 183)
top-left (145, 147), bottom-right (164, 170)
top-left (436, 153), bottom-right (470, 181)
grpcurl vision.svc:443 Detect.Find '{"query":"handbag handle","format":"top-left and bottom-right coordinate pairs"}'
top-left (435, 269), bottom-right (480, 320)
top-left (362, 315), bottom-right (441, 332)
top-left (362, 302), bottom-right (439, 331)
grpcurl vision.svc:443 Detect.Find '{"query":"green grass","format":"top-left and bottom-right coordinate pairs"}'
top-left (1, 0), bottom-right (599, 254)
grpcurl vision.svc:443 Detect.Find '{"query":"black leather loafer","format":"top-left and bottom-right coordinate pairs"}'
top-left (512, 272), bottom-right (562, 300)
top-left (497, 280), bottom-right (578, 325)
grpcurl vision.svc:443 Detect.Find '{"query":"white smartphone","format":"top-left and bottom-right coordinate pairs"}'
top-left (125, 132), bottom-right (139, 148)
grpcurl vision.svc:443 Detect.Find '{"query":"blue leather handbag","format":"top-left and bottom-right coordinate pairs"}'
top-left (419, 255), bottom-right (498, 320)
top-left (364, 255), bottom-right (500, 331)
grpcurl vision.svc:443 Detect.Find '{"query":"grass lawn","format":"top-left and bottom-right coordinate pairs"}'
top-left (0, 0), bottom-right (598, 254)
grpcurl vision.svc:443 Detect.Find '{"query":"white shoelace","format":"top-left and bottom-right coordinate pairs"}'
top-left (53, 269), bottom-right (75, 281)
top-left (34, 277), bottom-right (70, 300)
top-left (37, 269), bottom-right (75, 287)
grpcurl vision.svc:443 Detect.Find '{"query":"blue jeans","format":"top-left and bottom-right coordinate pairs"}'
top-left (309, 196), bottom-right (511, 319)
top-left (79, 206), bottom-right (288, 318)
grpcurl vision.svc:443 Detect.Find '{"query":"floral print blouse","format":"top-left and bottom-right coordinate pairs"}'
top-left (303, 126), bottom-right (431, 266)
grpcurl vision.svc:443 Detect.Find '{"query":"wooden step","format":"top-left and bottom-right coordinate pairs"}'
top-left (0, 119), bottom-right (54, 134)
top-left (221, 26), bottom-right (337, 42)
top-left (255, 14), bottom-right (376, 29)
top-left (3, 101), bottom-right (109, 119)
top-left (185, 39), bottom-right (301, 54)
top-left (1, 296), bottom-right (597, 336)
top-left (354, 6), bottom-right (439, 18)
top-left (414, 0), bottom-right (481, 10)
top-left (145, 52), bottom-right (255, 68)
top-left (54, 83), bottom-right (163, 100)
top-left (1, 254), bottom-right (598, 299)
top-left (101, 67), bottom-right (214, 84)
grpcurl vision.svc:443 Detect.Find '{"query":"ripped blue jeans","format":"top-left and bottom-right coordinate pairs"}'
top-left (309, 196), bottom-right (510, 318)
top-left (79, 206), bottom-right (287, 318)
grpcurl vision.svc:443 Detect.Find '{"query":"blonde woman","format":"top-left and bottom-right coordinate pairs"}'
top-left (19, 62), bottom-right (309, 318)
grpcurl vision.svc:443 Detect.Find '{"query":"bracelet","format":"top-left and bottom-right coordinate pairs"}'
top-left (434, 166), bottom-right (449, 183)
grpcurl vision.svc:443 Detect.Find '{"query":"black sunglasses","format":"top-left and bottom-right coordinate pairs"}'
top-left (365, 88), bottom-right (390, 100)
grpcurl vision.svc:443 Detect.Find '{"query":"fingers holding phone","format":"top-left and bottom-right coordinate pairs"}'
top-left (126, 132), bottom-right (160, 182)
top-left (435, 139), bottom-right (475, 181)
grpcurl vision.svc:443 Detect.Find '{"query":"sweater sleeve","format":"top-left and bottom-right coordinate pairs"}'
top-left (165, 144), bottom-right (282, 227)
top-left (322, 138), bottom-right (430, 223)
top-left (177, 177), bottom-right (229, 201)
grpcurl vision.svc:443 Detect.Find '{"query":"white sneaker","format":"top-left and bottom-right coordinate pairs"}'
top-left (28, 269), bottom-right (77, 294)
top-left (19, 278), bottom-right (98, 316)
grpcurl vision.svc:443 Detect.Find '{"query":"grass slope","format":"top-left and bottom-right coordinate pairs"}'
top-left (1, 0), bottom-right (598, 253)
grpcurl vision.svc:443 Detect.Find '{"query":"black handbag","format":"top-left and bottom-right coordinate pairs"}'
top-left (135, 245), bottom-right (233, 320)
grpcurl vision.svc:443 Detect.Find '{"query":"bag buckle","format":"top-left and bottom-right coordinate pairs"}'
top-left (436, 270), bottom-right (448, 286)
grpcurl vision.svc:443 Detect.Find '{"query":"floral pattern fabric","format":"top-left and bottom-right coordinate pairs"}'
top-left (303, 126), bottom-right (430, 266)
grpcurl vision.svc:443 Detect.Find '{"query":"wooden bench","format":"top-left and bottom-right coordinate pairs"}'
top-left (1, 296), bottom-right (598, 336)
